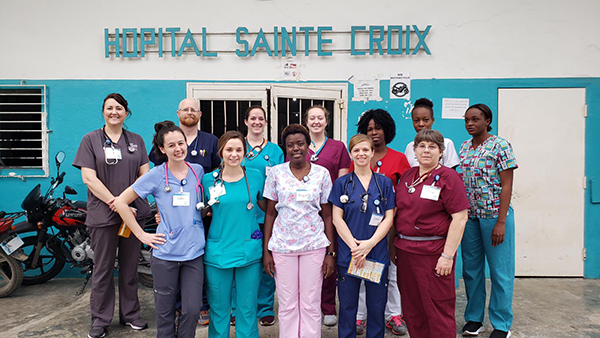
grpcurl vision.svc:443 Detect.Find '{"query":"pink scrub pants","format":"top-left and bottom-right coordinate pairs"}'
top-left (272, 248), bottom-right (325, 338)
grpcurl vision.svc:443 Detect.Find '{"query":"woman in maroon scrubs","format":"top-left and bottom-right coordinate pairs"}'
top-left (394, 129), bottom-right (469, 338)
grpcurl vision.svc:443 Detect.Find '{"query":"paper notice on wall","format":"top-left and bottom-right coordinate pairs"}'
top-left (390, 72), bottom-right (411, 100)
top-left (281, 57), bottom-right (300, 80)
top-left (442, 98), bottom-right (470, 119)
top-left (351, 79), bottom-right (381, 102)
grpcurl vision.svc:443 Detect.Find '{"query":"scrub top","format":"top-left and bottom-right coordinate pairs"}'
top-left (73, 129), bottom-right (151, 227)
top-left (132, 162), bottom-right (206, 261)
top-left (328, 172), bottom-right (395, 267)
top-left (242, 141), bottom-right (284, 224)
top-left (286, 138), bottom-right (351, 183)
top-left (350, 147), bottom-right (410, 186)
top-left (263, 163), bottom-right (332, 253)
top-left (456, 135), bottom-right (518, 219)
top-left (149, 130), bottom-right (220, 174)
top-left (404, 138), bottom-right (460, 168)
top-left (202, 167), bottom-right (265, 269)
top-left (394, 166), bottom-right (469, 255)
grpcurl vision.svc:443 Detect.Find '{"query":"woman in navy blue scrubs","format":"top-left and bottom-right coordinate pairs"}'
top-left (329, 134), bottom-right (396, 338)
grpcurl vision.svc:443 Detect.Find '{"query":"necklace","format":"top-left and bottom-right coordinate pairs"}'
top-left (290, 163), bottom-right (311, 182)
top-left (405, 164), bottom-right (440, 194)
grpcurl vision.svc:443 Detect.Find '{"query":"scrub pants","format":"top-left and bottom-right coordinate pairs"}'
top-left (273, 248), bottom-right (325, 338)
top-left (462, 208), bottom-right (515, 332)
top-left (338, 265), bottom-right (388, 338)
top-left (231, 268), bottom-right (276, 318)
top-left (205, 262), bottom-right (261, 338)
top-left (151, 255), bottom-right (204, 338)
top-left (396, 248), bottom-right (457, 338)
top-left (357, 261), bottom-right (402, 321)
top-left (88, 224), bottom-right (142, 329)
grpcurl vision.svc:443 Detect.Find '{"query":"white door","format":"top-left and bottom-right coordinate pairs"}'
top-left (498, 88), bottom-right (585, 276)
top-left (270, 84), bottom-right (348, 144)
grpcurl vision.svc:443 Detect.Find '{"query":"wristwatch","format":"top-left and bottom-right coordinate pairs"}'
top-left (326, 251), bottom-right (337, 258)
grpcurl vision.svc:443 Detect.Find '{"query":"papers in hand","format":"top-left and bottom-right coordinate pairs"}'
top-left (347, 256), bottom-right (385, 284)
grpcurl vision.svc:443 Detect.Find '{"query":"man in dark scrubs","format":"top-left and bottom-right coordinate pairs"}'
top-left (149, 98), bottom-right (220, 173)
top-left (148, 98), bottom-right (220, 326)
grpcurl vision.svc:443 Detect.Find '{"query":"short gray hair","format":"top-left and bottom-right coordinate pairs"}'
top-left (413, 129), bottom-right (445, 151)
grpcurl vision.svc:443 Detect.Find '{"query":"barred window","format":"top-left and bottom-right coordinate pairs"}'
top-left (0, 86), bottom-right (47, 172)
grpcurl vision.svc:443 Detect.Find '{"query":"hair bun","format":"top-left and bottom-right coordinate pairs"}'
top-left (154, 120), bottom-right (176, 132)
top-left (415, 98), bottom-right (433, 108)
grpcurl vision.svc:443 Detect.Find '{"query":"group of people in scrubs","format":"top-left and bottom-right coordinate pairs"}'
top-left (74, 93), bottom-right (517, 338)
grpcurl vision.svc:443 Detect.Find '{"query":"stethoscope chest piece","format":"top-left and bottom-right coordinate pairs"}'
top-left (246, 202), bottom-right (254, 210)
top-left (164, 186), bottom-right (172, 193)
top-left (310, 154), bottom-right (318, 162)
top-left (196, 201), bottom-right (205, 210)
top-left (340, 195), bottom-right (349, 204)
top-left (191, 150), bottom-right (198, 156)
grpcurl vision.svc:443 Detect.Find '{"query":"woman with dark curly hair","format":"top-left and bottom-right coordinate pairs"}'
top-left (263, 124), bottom-right (335, 338)
top-left (353, 109), bottom-right (410, 336)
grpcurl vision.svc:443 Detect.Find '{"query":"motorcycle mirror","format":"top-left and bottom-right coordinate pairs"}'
top-left (64, 186), bottom-right (77, 195)
top-left (55, 151), bottom-right (66, 166)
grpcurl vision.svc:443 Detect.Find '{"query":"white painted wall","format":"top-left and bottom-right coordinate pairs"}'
top-left (1, 0), bottom-right (599, 80)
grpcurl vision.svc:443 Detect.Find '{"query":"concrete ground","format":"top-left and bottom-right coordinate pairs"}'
top-left (0, 278), bottom-right (599, 338)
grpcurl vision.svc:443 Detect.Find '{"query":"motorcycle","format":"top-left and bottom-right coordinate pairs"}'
top-left (0, 210), bottom-right (25, 297)
top-left (4, 151), bottom-right (155, 294)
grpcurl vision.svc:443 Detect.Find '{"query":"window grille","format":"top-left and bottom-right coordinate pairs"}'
top-left (0, 86), bottom-right (47, 173)
top-left (199, 100), bottom-right (263, 139)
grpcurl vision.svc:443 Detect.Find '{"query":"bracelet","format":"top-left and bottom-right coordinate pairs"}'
top-left (326, 251), bottom-right (336, 258)
top-left (441, 253), bottom-right (453, 260)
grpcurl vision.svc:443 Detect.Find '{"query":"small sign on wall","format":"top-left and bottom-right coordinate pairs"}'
top-left (351, 78), bottom-right (382, 102)
top-left (390, 73), bottom-right (411, 100)
top-left (442, 98), bottom-right (469, 119)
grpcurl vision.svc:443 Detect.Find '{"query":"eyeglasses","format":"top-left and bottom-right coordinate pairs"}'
top-left (416, 144), bottom-right (439, 151)
top-left (179, 107), bottom-right (200, 113)
top-left (360, 193), bottom-right (368, 213)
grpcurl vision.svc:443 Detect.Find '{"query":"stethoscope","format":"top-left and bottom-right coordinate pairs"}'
top-left (310, 137), bottom-right (328, 162)
top-left (245, 139), bottom-right (275, 166)
top-left (209, 166), bottom-right (254, 210)
top-left (189, 135), bottom-right (205, 157)
top-left (101, 127), bottom-right (135, 165)
top-left (340, 171), bottom-right (387, 211)
top-left (163, 162), bottom-right (205, 210)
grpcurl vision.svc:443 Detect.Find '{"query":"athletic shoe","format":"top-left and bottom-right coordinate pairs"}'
top-left (230, 314), bottom-right (236, 326)
top-left (386, 315), bottom-right (408, 335)
top-left (323, 314), bottom-right (337, 326)
top-left (489, 329), bottom-right (512, 338)
top-left (87, 327), bottom-right (106, 338)
top-left (356, 319), bottom-right (366, 335)
top-left (120, 318), bottom-right (148, 330)
top-left (198, 310), bottom-right (209, 325)
top-left (462, 321), bottom-right (485, 336)
top-left (260, 315), bottom-right (276, 326)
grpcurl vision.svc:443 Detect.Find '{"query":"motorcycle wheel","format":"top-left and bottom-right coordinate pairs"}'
top-left (0, 250), bottom-right (24, 297)
top-left (21, 236), bottom-right (66, 286)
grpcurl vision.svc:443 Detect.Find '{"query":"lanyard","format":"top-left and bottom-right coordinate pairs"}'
top-left (310, 137), bottom-right (328, 162)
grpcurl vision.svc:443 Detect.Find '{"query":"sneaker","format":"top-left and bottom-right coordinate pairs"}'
top-left (462, 321), bottom-right (485, 336)
top-left (120, 318), bottom-right (148, 330)
top-left (323, 314), bottom-right (337, 326)
top-left (489, 329), bottom-right (512, 338)
top-left (87, 327), bottom-right (106, 338)
top-left (356, 319), bottom-right (366, 335)
top-left (230, 314), bottom-right (236, 326)
top-left (386, 315), bottom-right (408, 335)
top-left (198, 310), bottom-right (209, 325)
top-left (260, 315), bottom-right (276, 326)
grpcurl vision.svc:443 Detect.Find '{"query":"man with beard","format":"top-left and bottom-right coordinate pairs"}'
top-left (148, 98), bottom-right (219, 327)
top-left (149, 98), bottom-right (220, 173)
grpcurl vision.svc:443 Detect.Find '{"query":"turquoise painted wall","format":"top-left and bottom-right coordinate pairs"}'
top-left (1, 78), bottom-right (599, 278)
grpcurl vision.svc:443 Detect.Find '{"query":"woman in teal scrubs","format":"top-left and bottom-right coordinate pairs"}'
top-left (242, 106), bottom-right (284, 326)
top-left (202, 130), bottom-right (266, 338)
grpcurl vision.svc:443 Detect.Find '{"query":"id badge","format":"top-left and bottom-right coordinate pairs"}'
top-left (104, 147), bottom-right (122, 160)
top-left (369, 213), bottom-right (384, 226)
top-left (296, 189), bottom-right (311, 202)
top-left (173, 192), bottom-right (191, 207)
top-left (420, 185), bottom-right (441, 201)
top-left (209, 183), bottom-right (226, 200)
